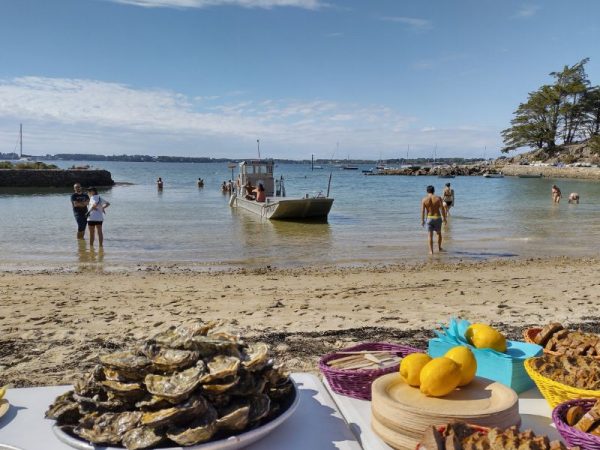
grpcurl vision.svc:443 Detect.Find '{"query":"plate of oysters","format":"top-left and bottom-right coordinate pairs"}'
top-left (46, 322), bottom-right (299, 450)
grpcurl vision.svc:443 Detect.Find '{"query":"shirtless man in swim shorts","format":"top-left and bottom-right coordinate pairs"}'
top-left (421, 185), bottom-right (447, 255)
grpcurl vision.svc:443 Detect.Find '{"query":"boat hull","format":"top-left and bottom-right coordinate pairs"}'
top-left (231, 195), bottom-right (334, 221)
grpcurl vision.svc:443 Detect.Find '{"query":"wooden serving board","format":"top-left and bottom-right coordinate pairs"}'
top-left (371, 373), bottom-right (520, 450)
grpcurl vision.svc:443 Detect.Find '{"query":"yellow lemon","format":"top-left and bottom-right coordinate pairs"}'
top-left (399, 353), bottom-right (432, 387)
top-left (0, 385), bottom-right (6, 400)
top-left (465, 323), bottom-right (507, 353)
top-left (444, 346), bottom-right (477, 386)
top-left (419, 357), bottom-right (462, 397)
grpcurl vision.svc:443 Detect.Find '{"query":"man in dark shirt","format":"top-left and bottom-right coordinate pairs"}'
top-left (71, 183), bottom-right (90, 240)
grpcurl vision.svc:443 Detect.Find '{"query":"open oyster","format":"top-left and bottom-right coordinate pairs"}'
top-left (242, 343), bottom-right (269, 371)
top-left (206, 355), bottom-right (240, 380)
top-left (145, 361), bottom-right (206, 402)
top-left (141, 344), bottom-right (200, 372)
top-left (216, 401), bottom-right (250, 432)
top-left (45, 391), bottom-right (82, 425)
top-left (100, 351), bottom-right (150, 376)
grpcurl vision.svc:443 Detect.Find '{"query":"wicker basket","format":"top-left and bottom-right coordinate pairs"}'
top-left (319, 342), bottom-right (421, 400)
top-left (523, 328), bottom-right (600, 360)
top-left (524, 358), bottom-right (600, 408)
top-left (553, 399), bottom-right (600, 450)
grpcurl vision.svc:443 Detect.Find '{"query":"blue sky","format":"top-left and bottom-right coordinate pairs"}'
top-left (0, 0), bottom-right (599, 159)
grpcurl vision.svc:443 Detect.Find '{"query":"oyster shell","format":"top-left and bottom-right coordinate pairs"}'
top-left (242, 343), bottom-right (269, 371)
top-left (45, 391), bottom-right (82, 425)
top-left (135, 395), bottom-right (176, 410)
top-left (141, 344), bottom-right (200, 372)
top-left (74, 411), bottom-right (142, 444)
top-left (140, 395), bottom-right (209, 428)
top-left (216, 402), bottom-right (250, 431)
top-left (73, 391), bottom-right (127, 412)
top-left (187, 335), bottom-right (242, 357)
top-left (201, 375), bottom-right (240, 394)
top-left (229, 370), bottom-right (267, 396)
top-left (248, 394), bottom-right (271, 423)
top-left (206, 355), bottom-right (240, 380)
top-left (100, 380), bottom-right (145, 397)
top-left (166, 404), bottom-right (218, 446)
top-left (122, 426), bottom-right (164, 450)
top-left (100, 351), bottom-right (150, 374)
top-left (144, 361), bottom-right (206, 402)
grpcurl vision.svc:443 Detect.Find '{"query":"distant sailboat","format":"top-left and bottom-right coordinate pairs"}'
top-left (11, 124), bottom-right (31, 162)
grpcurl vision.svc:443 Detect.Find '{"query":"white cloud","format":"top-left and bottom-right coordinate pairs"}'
top-left (0, 76), bottom-right (501, 158)
top-left (513, 4), bottom-right (540, 19)
top-left (107, 0), bottom-right (325, 9)
top-left (378, 16), bottom-right (432, 31)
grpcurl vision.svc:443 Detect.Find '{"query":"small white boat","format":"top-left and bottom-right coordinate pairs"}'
top-left (229, 160), bottom-right (334, 221)
top-left (483, 172), bottom-right (504, 178)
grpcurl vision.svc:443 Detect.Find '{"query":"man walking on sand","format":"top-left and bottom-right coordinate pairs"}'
top-left (71, 183), bottom-right (89, 240)
top-left (421, 185), bottom-right (447, 255)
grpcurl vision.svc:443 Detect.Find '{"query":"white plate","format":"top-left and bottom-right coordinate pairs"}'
top-left (52, 382), bottom-right (299, 450)
top-left (0, 446), bottom-right (25, 450)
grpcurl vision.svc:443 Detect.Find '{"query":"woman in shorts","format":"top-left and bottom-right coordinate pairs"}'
top-left (87, 187), bottom-right (110, 247)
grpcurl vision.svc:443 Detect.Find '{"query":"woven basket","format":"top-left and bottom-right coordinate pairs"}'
top-left (319, 342), bottom-right (421, 400)
top-left (524, 358), bottom-right (600, 408)
top-left (553, 399), bottom-right (600, 450)
top-left (523, 328), bottom-right (600, 360)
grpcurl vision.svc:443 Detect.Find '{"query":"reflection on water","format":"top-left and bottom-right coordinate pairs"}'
top-left (0, 160), bottom-right (599, 270)
top-left (77, 240), bottom-right (105, 268)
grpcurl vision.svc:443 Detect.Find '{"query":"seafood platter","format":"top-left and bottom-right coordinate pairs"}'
top-left (46, 322), bottom-right (297, 450)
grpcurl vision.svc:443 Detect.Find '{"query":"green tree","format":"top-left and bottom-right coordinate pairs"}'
top-left (502, 59), bottom-right (593, 153)
top-left (550, 58), bottom-right (590, 144)
top-left (581, 86), bottom-right (600, 138)
top-left (501, 85), bottom-right (560, 152)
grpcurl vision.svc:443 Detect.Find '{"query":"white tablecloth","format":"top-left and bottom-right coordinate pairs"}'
top-left (323, 378), bottom-right (561, 450)
top-left (0, 373), bottom-right (362, 450)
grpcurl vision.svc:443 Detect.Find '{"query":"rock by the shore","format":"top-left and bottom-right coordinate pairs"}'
top-left (0, 169), bottom-right (114, 187)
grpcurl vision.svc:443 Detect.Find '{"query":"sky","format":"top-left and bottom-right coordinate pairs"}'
top-left (0, 0), bottom-right (599, 160)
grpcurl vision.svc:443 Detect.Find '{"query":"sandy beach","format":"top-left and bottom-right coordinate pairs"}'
top-left (1, 257), bottom-right (599, 388)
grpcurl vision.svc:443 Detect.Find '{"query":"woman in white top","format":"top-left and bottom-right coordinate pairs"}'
top-left (86, 187), bottom-right (110, 247)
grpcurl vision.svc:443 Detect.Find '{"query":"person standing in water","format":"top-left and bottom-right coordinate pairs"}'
top-left (442, 182), bottom-right (455, 216)
top-left (551, 184), bottom-right (561, 203)
top-left (157, 177), bottom-right (164, 190)
top-left (421, 185), bottom-right (447, 255)
top-left (87, 187), bottom-right (110, 247)
top-left (71, 183), bottom-right (90, 240)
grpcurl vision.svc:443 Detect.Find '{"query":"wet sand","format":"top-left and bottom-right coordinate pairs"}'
top-left (1, 257), bottom-right (599, 387)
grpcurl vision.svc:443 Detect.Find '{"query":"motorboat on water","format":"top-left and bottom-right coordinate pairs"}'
top-left (483, 172), bottom-right (504, 178)
top-left (229, 159), bottom-right (334, 221)
top-left (518, 174), bottom-right (543, 178)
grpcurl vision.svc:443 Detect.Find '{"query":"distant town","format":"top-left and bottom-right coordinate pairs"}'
top-left (0, 151), bottom-right (489, 166)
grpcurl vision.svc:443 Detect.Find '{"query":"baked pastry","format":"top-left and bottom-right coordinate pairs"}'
top-left (420, 423), bottom-right (575, 450)
top-left (537, 323), bottom-right (564, 347)
top-left (566, 405), bottom-right (585, 426)
top-left (532, 323), bottom-right (600, 357)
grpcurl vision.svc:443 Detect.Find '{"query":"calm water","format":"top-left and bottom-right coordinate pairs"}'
top-left (1, 161), bottom-right (599, 271)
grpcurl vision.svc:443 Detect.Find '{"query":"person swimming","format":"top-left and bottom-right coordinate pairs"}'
top-left (568, 192), bottom-right (580, 204)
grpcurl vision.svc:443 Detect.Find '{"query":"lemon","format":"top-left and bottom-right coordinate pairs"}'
top-left (465, 323), bottom-right (507, 353)
top-left (0, 385), bottom-right (6, 400)
top-left (444, 346), bottom-right (477, 386)
top-left (399, 353), bottom-right (432, 387)
top-left (419, 357), bottom-right (461, 397)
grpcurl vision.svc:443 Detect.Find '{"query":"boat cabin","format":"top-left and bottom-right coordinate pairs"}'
top-left (238, 160), bottom-right (282, 197)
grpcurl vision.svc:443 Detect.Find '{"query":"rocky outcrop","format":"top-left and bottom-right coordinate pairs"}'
top-left (368, 165), bottom-right (491, 176)
top-left (0, 169), bottom-right (114, 187)
top-left (499, 164), bottom-right (600, 180)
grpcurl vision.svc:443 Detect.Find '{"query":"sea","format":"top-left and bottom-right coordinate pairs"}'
top-left (1, 160), bottom-right (599, 271)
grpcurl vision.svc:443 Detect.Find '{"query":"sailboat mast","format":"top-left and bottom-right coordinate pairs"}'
top-left (20, 123), bottom-right (23, 158)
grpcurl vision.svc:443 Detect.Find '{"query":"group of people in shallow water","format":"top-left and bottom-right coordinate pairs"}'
top-left (551, 184), bottom-right (579, 204)
top-left (70, 183), bottom-right (111, 246)
top-left (421, 182), bottom-right (581, 255)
